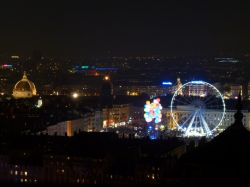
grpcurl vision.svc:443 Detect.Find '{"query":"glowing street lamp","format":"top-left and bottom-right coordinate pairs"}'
top-left (104, 76), bottom-right (110, 81)
top-left (72, 92), bottom-right (79, 98)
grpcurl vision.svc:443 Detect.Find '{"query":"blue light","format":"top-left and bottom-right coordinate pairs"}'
top-left (190, 80), bottom-right (204, 84)
top-left (150, 135), bottom-right (157, 140)
top-left (162, 82), bottom-right (172, 86)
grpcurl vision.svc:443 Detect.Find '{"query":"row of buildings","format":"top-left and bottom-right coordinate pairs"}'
top-left (115, 80), bottom-right (244, 100)
top-left (39, 103), bottom-right (250, 139)
top-left (4, 72), bottom-right (250, 138)
top-left (0, 134), bottom-right (186, 185)
top-left (42, 104), bottom-right (130, 136)
top-left (4, 70), bottom-right (246, 100)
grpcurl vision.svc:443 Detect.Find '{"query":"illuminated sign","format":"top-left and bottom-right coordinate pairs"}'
top-left (190, 80), bottom-right (204, 84)
top-left (162, 81), bottom-right (172, 86)
top-left (2, 64), bottom-right (13, 69)
top-left (81, 66), bottom-right (89, 69)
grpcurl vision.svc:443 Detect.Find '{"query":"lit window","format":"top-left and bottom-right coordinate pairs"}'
top-left (15, 171), bottom-right (18, 175)
top-left (24, 171), bottom-right (28, 176)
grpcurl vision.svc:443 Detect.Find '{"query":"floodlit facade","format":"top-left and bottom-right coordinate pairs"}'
top-left (165, 109), bottom-right (250, 132)
top-left (42, 111), bottom-right (103, 136)
top-left (41, 104), bottom-right (131, 136)
top-left (102, 104), bottom-right (130, 128)
top-left (186, 83), bottom-right (207, 97)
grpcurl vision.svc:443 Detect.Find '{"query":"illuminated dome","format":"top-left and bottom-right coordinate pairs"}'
top-left (12, 72), bottom-right (37, 99)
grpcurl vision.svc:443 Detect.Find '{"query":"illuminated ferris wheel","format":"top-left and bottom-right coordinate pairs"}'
top-left (170, 81), bottom-right (226, 137)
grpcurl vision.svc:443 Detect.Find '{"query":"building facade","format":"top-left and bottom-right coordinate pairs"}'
top-left (165, 109), bottom-right (250, 132)
top-left (102, 104), bottom-right (130, 128)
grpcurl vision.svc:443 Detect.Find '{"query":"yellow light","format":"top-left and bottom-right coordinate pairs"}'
top-left (130, 92), bottom-right (138, 96)
top-left (72, 93), bottom-right (79, 98)
top-left (11, 55), bottom-right (20, 59)
top-left (35, 98), bottom-right (43, 108)
top-left (104, 76), bottom-right (110, 81)
top-left (160, 125), bottom-right (165, 131)
top-left (103, 120), bottom-right (107, 128)
top-left (152, 174), bottom-right (155, 180)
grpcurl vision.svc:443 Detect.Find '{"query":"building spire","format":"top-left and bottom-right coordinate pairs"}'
top-left (176, 77), bottom-right (183, 96)
top-left (22, 71), bottom-right (27, 79)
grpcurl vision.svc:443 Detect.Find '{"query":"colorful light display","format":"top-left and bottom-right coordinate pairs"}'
top-left (144, 98), bottom-right (162, 123)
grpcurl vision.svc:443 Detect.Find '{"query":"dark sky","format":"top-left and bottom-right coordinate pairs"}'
top-left (0, 1), bottom-right (249, 57)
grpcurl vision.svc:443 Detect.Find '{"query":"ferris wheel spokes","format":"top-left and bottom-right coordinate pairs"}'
top-left (184, 110), bottom-right (198, 136)
top-left (199, 111), bottom-right (211, 135)
top-left (178, 111), bottom-right (196, 129)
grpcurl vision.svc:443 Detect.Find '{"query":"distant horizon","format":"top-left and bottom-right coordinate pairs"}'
top-left (0, 51), bottom-right (249, 59)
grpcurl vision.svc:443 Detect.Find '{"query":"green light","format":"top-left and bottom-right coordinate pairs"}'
top-left (81, 66), bottom-right (89, 69)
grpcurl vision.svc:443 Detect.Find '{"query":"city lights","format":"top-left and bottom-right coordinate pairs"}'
top-left (72, 93), bottom-right (79, 98)
top-left (190, 80), bottom-right (204, 84)
top-left (162, 81), bottom-right (172, 86)
top-left (0, 1), bottom-right (248, 185)
top-left (35, 98), bottom-right (43, 108)
top-left (104, 75), bottom-right (110, 81)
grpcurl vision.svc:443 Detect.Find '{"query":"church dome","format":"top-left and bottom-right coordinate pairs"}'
top-left (12, 72), bottom-right (37, 99)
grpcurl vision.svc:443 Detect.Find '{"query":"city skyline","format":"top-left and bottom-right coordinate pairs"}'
top-left (1, 1), bottom-right (250, 185)
top-left (0, 1), bottom-right (250, 57)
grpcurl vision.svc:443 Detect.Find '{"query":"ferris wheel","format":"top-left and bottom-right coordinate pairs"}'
top-left (170, 81), bottom-right (226, 137)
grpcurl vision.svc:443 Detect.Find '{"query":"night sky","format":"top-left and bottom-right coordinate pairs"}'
top-left (0, 1), bottom-right (249, 57)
